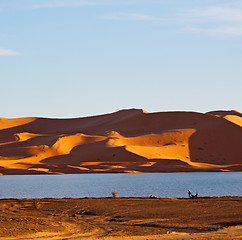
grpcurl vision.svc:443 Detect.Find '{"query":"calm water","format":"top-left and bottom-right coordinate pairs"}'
top-left (0, 172), bottom-right (241, 199)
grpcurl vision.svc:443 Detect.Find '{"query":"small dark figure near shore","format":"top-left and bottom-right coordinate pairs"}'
top-left (149, 195), bottom-right (158, 199)
top-left (188, 190), bottom-right (198, 198)
top-left (191, 192), bottom-right (198, 198)
top-left (188, 189), bottom-right (191, 198)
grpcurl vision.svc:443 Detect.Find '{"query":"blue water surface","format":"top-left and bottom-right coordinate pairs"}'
top-left (0, 172), bottom-right (241, 199)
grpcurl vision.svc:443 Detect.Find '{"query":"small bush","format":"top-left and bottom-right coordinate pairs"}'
top-left (112, 192), bottom-right (117, 198)
top-left (33, 199), bottom-right (42, 209)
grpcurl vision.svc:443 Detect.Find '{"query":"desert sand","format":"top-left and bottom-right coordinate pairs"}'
top-left (0, 109), bottom-right (242, 174)
top-left (0, 197), bottom-right (241, 239)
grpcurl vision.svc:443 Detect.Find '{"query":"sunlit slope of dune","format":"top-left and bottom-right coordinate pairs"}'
top-left (208, 110), bottom-right (242, 127)
top-left (0, 117), bottom-right (36, 130)
top-left (0, 109), bottom-right (241, 174)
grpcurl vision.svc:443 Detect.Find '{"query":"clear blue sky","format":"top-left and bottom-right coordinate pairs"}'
top-left (1, 0), bottom-right (242, 118)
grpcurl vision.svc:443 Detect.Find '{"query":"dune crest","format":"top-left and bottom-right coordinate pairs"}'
top-left (0, 117), bottom-right (36, 130)
top-left (207, 110), bottom-right (242, 127)
top-left (0, 109), bottom-right (241, 174)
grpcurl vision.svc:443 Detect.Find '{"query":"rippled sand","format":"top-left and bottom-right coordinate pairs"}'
top-left (0, 197), bottom-right (241, 239)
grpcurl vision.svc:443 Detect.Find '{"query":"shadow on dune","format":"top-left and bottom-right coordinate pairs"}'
top-left (188, 112), bottom-right (242, 169)
top-left (1, 109), bottom-right (242, 174)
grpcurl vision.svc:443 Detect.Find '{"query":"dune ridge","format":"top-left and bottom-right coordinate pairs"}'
top-left (0, 109), bottom-right (241, 174)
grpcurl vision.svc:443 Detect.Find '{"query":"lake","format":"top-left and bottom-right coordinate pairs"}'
top-left (0, 172), bottom-right (241, 199)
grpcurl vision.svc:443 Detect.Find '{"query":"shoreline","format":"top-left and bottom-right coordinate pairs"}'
top-left (1, 170), bottom-right (242, 175)
top-left (0, 196), bottom-right (241, 239)
top-left (0, 196), bottom-right (242, 200)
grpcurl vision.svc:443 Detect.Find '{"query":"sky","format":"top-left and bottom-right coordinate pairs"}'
top-left (1, 0), bottom-right (242, 118)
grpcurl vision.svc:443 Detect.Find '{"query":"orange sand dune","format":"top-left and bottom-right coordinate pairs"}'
top-left (0, 117), bottom-right (36, 130)
top-left (0, 109), bottom-right (242, 174)
top-left (208, 110), bottom-right (242, 127)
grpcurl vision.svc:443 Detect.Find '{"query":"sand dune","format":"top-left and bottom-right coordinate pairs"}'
top-left (0, 109), bottom-right (241, 174)
top-left (208, 110), bottom-right (242, 127)
top-left (0, 117), bottom-right (36, 130)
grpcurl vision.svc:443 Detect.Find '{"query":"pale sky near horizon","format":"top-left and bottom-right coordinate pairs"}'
top-left (1, 0), bottom-right (242, 118)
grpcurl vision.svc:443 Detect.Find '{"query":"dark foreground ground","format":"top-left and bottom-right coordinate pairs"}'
top-left (0, 197), bottom-right (241, 239)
